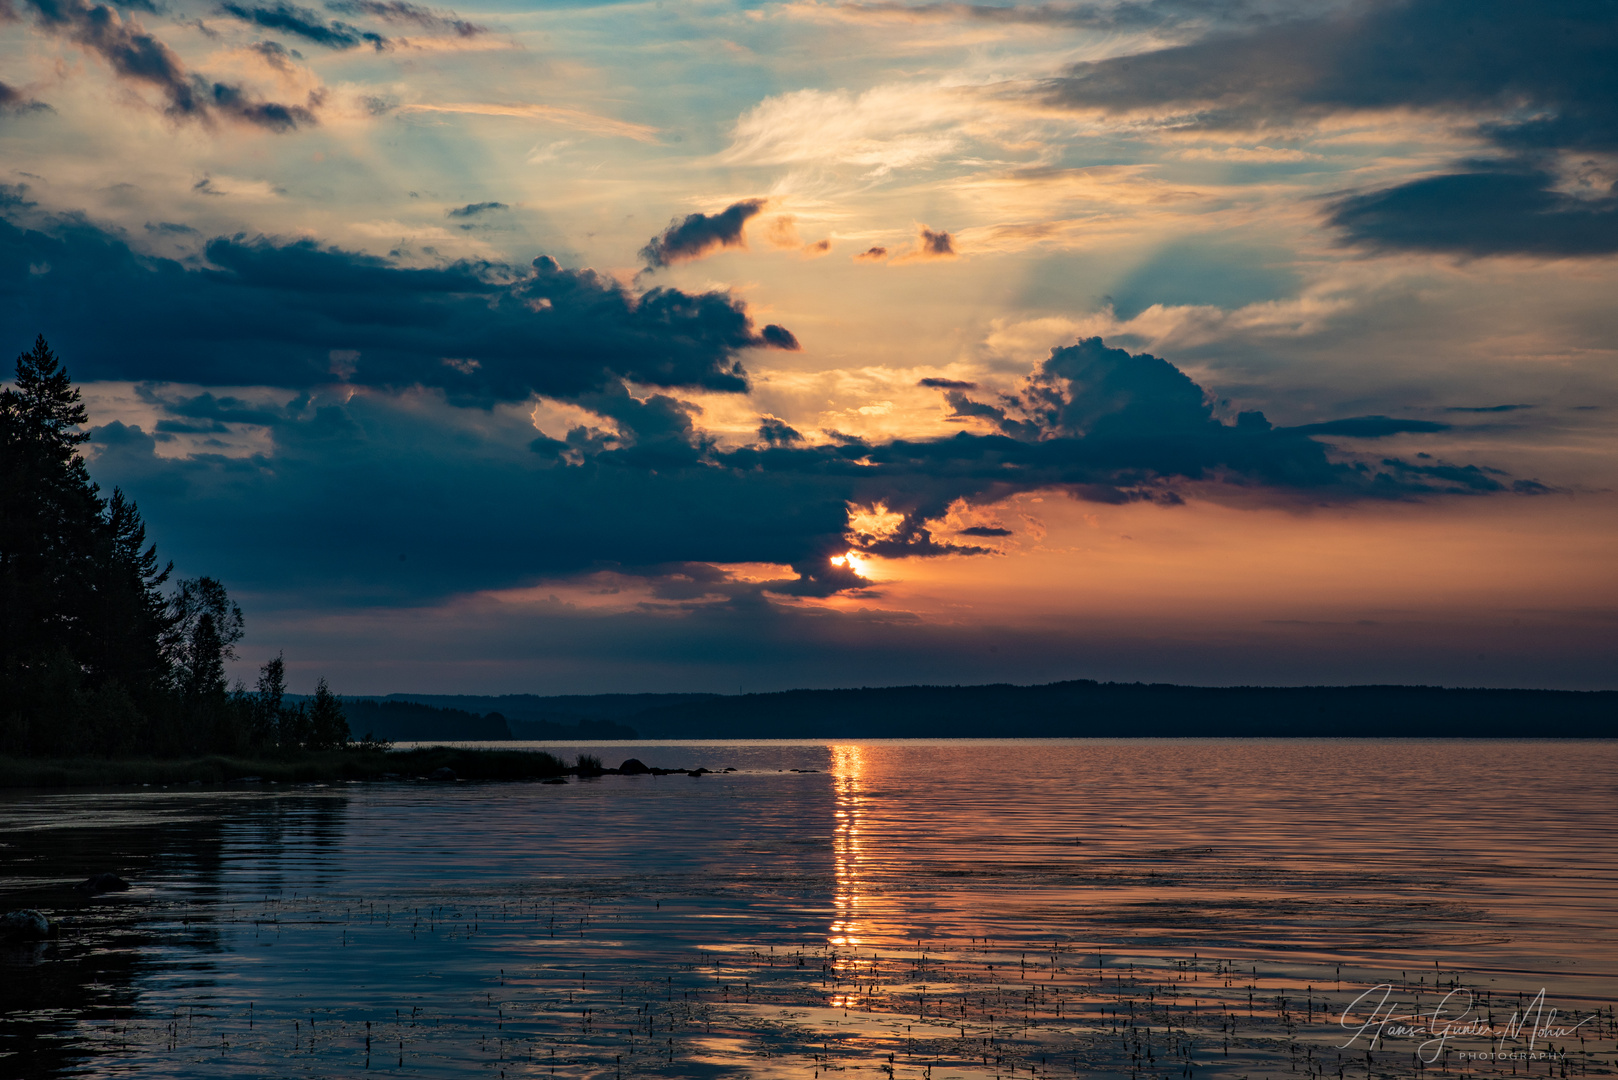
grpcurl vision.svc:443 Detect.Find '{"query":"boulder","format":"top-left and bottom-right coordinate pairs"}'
top-left (429, 767), bottom-right (458, 782)
top-left (0, 909), bottom-right (50, 940)
top-left (74, 873), bottom-right (129, 895)
top-left (618, 759), bottom-right (651, 775)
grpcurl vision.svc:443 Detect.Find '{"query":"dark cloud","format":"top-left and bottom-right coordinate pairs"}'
top-left (250, 38), bottom-right (303, 70)
top-left (0, 80), bottom-right (51, 114)
top-left (759, 324), bottom-right (800, 351)
top-left (68, 329), bottom-right (1550, 617)
top-left (1446, 403), bottom-right (1531, 413)
top-left (1045, 0), bottom-right (1618, 257)
top-left (835, 0), bottom-right (1285, 33)
top-left (0, 213), bottom-right (799, 401)
top-left (325, 0), bottom-right (486, 37)
top-left (918, 227), bottom-right (955, 257)
top-left (218, 1), bottom-right (386, 49)
top-left (918, 377), bottom-right (976, 389)
top-left (1283, 416), bottom-right (1449, 438)
top-left (1045, 0), bottom-right (1615, 144)
top-left (757, 417), bottom-right (803, 445)
top-left (20, 0), bottom-right (318, 129)
top-left (446, 201), bottom-right (508, 218)
top-left (640, 198), bottom-right (766, 268)
top-left (958, 525), bottom-right (1012, 537)
top-left (855, 246), bottom-right (888, 261)
top-left (1326, 167), bottom-right (1618, 257)
top-left (144, 221), bottom-right (199, 234)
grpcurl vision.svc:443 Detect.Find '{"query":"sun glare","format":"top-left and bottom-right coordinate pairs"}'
top-left (831, 550), bottom-right (873, 576)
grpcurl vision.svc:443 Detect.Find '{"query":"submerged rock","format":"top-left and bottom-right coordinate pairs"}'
top-left (618, 759), bottom-right (651, 774)
top-left (74, 873), bottom-right (129, 895)
top-left (0, 909), bottom-right (50, 940)
top-left (429, 767), bottom-right (458, 782)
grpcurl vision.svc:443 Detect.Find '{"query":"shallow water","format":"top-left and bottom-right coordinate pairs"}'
top-left (2, 739), bottom-right (1616, 1079)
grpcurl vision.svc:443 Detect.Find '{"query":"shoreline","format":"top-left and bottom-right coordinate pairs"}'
top-left (0, 747), bottom-right (586, 790)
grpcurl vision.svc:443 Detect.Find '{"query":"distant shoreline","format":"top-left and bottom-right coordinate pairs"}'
top-left (336, 681), bottom-right (1618, 742)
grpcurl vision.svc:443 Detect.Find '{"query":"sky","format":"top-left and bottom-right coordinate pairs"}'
top-left (2, 0), bottom-right (1615, 694)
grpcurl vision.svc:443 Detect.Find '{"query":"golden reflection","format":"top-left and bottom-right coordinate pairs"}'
top-left (828, 744), bottom-right (865, 952)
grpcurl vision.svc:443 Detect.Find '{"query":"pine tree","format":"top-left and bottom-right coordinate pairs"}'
top-left (0, 337), bottom-right (108, 752)
top-left (87, 488), bottom-right (175, 704)
top-left (306, 677), bottom-right (351, 750)
top-left (0, 336), bottom-right (104, 681)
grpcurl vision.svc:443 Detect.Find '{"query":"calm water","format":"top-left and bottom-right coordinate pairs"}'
top-left (2, 739), bottom-right (1616, 1079)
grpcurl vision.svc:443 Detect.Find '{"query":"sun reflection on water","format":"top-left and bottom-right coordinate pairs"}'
top-left (829, 743), bottom-right (865, 951)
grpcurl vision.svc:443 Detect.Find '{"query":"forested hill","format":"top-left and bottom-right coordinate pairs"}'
top-left (338, 696), bottom-right (655, 741)
top-left (383, 682), bottom-right (1613, 739)
top-left (623, 682), bottom-right (1617, 738)
top-left (341, 699), bottom-right (514, 743)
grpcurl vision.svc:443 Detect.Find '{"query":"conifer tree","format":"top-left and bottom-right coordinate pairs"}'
top-left (306, 677), bottom-right (351, 750)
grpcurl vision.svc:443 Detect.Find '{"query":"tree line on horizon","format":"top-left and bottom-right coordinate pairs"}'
top-left (0, 337), bottom-right (353, 758)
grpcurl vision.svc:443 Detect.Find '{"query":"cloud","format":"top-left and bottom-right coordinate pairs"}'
top-left (855, 246), bottom-right (888, 261)
top-left (218, 1), bottom-right (387, 50)
top-left (20, 0), bottom-right (318, 130)
top-left (640, 198), bottom-right (766, 268)
top-left (397, 103), bottom-right (661, 142)
top-left (757, 417), bottom-right (803, 445)
top-left (325, 0), bottom-right (486, 38)
top-left (1327, 166), bottom-right (1618, 257)
top-left (1044, 0), bottom-right (1618, 256)
top-left (446, 201), bottom-right (508, 218)
top-left (920, 227), bottom-right (955, 256)
top-left (760, 324), bottom-right (801, 351)
top-left (0, 212), bottom-right (796, 402)
top-left (70, 325), bottom-right (1552, 617)
top-left (918, 377), bottom-right (976, 389)
top-left (249, 38), bottom-right (304, 70)
top-left (1283, 416), bottom-right (1450, 438)
top-left (893, 225), bottom-right (957, 263)
top-left (1044, 0), bottom-right (1615, 142)
top-left (801, 0), bottom-right (1278, 34)
top-left (0, 80), bottom-right (51, 114)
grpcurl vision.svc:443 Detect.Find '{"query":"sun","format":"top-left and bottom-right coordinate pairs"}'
top-left (829, 550), bottom-right (872, 576)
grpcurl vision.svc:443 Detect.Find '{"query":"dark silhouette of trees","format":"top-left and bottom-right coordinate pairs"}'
top-left (0, 337), bottom-right (353, 757)
top-left (306, 678), bottom-right (350, 750)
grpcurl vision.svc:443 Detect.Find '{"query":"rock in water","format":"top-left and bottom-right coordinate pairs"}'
top-left (618, 759), bottom-right (651, 774)
top-left (430, 767), bottom-right (458, 782)
top-left (0, 910), bottom-right (51, 940)
top-left (74, 873), bottom-right (130, 895)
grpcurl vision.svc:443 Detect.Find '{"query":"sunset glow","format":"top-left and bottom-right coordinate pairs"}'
top-left (1, 0), bottom-right (1612, 692)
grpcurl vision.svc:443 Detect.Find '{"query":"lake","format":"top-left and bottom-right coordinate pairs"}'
top-left (2, 739), bottom-right (1616, 1078)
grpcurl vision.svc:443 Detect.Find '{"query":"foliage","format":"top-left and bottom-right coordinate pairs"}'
top-left (0, 337), bottom-right (356, 759)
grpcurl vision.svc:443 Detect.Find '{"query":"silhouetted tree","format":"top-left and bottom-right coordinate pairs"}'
top-left (306, 678), bottom-right (350, 750)
top-left (1, 336), bottom-right (360, 758)
top-left (168, 577), bottom-right (244, 700)
top-left (251, 653), bottom-right (288, 747)
top-left (0, 337), bottom-right (106, 747)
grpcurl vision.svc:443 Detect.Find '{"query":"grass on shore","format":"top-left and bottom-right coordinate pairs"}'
top-left (0, 747), bottom-right (572, 789)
